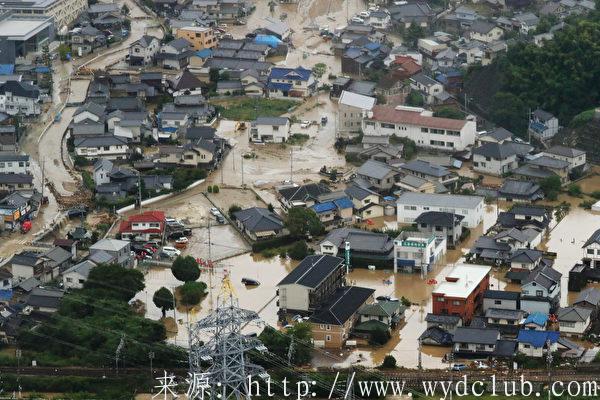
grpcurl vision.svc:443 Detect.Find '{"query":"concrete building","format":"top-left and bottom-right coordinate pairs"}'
top-left (129, 35), bottom-right (160, 66)
top-left (396, 192), bottom-right (485, 228)
top-left (0, 12), bottom-right (53, 63)
top-left (543, 145), bottom-right (586, 172)
top-left (277, 255), bottom-right (346, 314)
top-left (249, 117), bottom-right (290, 143)
top-left (0, 0), bottom-right (87, 30)
top-left (89, 239), bottom-right (131, 268)
top-left (393, 231), bottom-right (446, 273)
top-left (337, 90), bottom-right (376, 135)
top-left (414, 211), bottom-right (464, 246)
top-left (482, 290), bottom-right (520, 312)
top-left (0, 80), bottom-right (40, 116)
top-left (319, 227), bottom-right (394, 265)
top-left (431, 264), bottom-right (491, 324)
top-left (362, 105), bottom-right (476, 151)
top-left (0, 152), bottom-right (30, 174)
top-left (175, 26), bottom-right (217, 51)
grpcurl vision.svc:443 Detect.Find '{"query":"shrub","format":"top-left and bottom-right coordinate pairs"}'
top-left (252, 235), bottom-right (296, 252)
top-left (171, 256), bottom-right (200, 282)
top-left (207, 185), bottom-right (213, 193)
top-left (400, 296), bottom-right (411, 307)
top-left (81, 171), bottom-right (94, 190)
top-left (212, 185), bottom-right (220, 193)
top-left (591, 191), bottom-right (600, 199)
top-left (229, 204), bottom-right (242, 218)
top-left (567, 184), bottom-right (582, 197)
top-left (381, 355), bottom-right (397, 368)
top-left (287, 241), bottom-right (309, 260)
top-left (179, 281), bottom-right (207, 306)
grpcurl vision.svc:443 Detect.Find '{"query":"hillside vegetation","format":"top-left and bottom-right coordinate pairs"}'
top-left (465, 7), bottom-right (600, 136)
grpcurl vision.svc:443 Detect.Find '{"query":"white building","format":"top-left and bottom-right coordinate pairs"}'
top-left (0, 152), bottom-right (30, 174)
top-left (396, 192), bottom-right (484, 228)
top-left (0, 81), bottom-right (41, 116)
top-left (337, 90), bottom-right (376, 135)
top-left (62, 260), bottom-right (96, 289)
top-left (363, 105), bottom-right (476, 151)
top-left (529, 108), bottom-right (559, 140)
top-left (557, 306), bottom-right (592, 338)
top-left (582, 228), bottom-right (600, 267)
top-left (543, 146), bottom-right (586, 171)
top-left (74, 135), bottom-right (129, 160)
top-left (0, 0), bottom-right (87, 30)
top-left (393, 231), bottom-right (446, 273)
top-left (472, 142), bottom-right (518, 176)
top-left (89, 239), bottom-right (132, 268)
top-left (129, 35), bottom-right (160, 66)
top-left (409, 73), bottom-right (444, 105)
top-left (249, 117), bottom-right (290, 143)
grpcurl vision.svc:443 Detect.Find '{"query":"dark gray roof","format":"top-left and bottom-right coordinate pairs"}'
top-left (63, 260), bottom-right (96, 278)
top-left (278, 255), bottom-right (344, 288)
top-left (510, 248), bottom-right (542, 264)
top-left (545, 145), bottom-right (584, 158)
top-left (574, 288), bottom-right (600, 307)
top-left (278, 183), bottom-right (331, 203)
top-left (473, 142), bottom-right (517, 159)
top-left (419, 326), bottom-right (453, 345)
top-left (397, 192), bottom-right (483, 209)
top-left (523, 265), bottom-right (562, 290)
top-left (26, 288), bottom-right (64, 310)
top-left (485, 308), bottom-right (524, 320)
top-left (0, 173), bottom-right (32, 184)
top-left (134, 35), bottom-right (159, 48)
top-left (410, 72), bottom-right (439, 87)
top-left (43, 247), bottom-right (72, 266)
top-left (425, 313), bottom-right (461, 325)
top-left (0, 81), bottom-right (40, 99)
top-left (499, 180), bottom-right (542, 198)
top-left (533, 108), bottom-right (555, 122)
top-left (484, 290), bottom-right (520, 301)
top-left (528, 155), bottom-right (569, 169)
top-left (167, 38), bottom-right (191, 51)
top-left (401, 159), bottom-right (450, 177)
top-left (557, 306), bottom-right (592, 322)
top-left (345, 183), bottom-right (379, 201)
top-left (453, 327), bottom-right (500, 345)
top-left (309, 286), bottom-right (374, 325)
top-left (481, 127), bottom-right (513, 142)
top-left (253, 117), bottom-right (288, 126)
top-left (321, 228), bottom-right (393, 254)
top-left (510, 205), bottom-right (548, 218)
top-left (0, 152), bottom-right (29, 162)
top-left (414, 211), bottom-right (464, 227)
top-left (88, 250), bottom-right (115, 264)
top-left (185, 126), bottom-right (216, 141)
top-left (74, 135), bottom-right (128, 148)
top-left (494, 339), bottom-right (518, 357)
top-left (233, 207), bottom-right (283, 233)
top-left (583, 228), bottom-right (600, 247)
top-left (470, 19), bottom-right (498, 34)
top-left (357, 159), bottom-right (396, 180)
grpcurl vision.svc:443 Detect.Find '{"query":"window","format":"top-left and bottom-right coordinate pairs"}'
top-left (381, 123), bottom-right (395, 129)
top-left (326, 324), bottom-right (331, 330)
top-left (325, 335), bottom-right (331, 341)
top-left (319, 324), bottom-right (324, 329)
top-left (421, 127), bottom-right (428, 133)
top-left (536, 290), bottom-right (544, 297)
top-left (404, 205), bottom-right (417, 211)
top-left (66, 277), bottom-right (73, 282)
top-left (436, 297), bottom-right (445, 302)
top-left (272, 126), bottom-right (279, 131)
top-left (494, 300), bottom-right (502, 305)
top-left (588, 249), bottom-right (595, 255)
top-left (523, 344), bottom-right (530, 349)
top-left (103, 146), bottom-right (110, 151)
top-left (452, 300), bottom-right (461, 306)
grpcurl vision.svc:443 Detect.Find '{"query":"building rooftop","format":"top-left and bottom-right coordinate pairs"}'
top-left (0, 15), bottom-right (51, 40)
top-left (278, 255), bottom-right (344, 288)
top-left (453, 327), bottom-right (499, 345)
top-left (433, 264), bottom-right (491, 299)
top-left (396, 192), bottom-right (483, 209)
top-left (368, 105), bottom-right (468, 131)
top-left (310, 286), bottom-right (375, 325)
top-left (338, 90), bottom-right (376, 110)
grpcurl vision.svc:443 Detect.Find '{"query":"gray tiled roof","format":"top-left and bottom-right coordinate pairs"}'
top-left (473, 142), bottom-right (517, 159)
top-left (401, 159), bottom-right (450, 177)
top-left (321, 227), bottom-right (393, 254)
top-left (557, 306), bottom-right (592, 322)
top-left (357, 159), bottom-right (396, 180)
top-left (310, 286), bottom-right (374, 325)
top-left (397, 192), bottom-right (483, 209)
top-left (574, 288), bottom-right (600, 306)
top-left (523, 265), bottom-right (561, 290)
top-left (453, 327), bottom-right (499, 345)
top-left (545, 145), bottom-right (585, 158)
top-left (415, 211), bottom-right (464, 227)
top-left (253, 117), bottom-right (288, 126)
top-left (233, 207), bottom-right (283, 233)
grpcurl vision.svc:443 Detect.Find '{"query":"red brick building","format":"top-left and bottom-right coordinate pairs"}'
top-left (432, 264), bottom-right (491, 324)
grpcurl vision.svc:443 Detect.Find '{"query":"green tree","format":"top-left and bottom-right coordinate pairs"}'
top-left (58, 43), bottom-right (70, 61)
top-left (287, 240), bottom-right (309, 260)
top-left (171, 256), bottom-right (200, 282)
top-left (228, 204), bottom-right (242, 218)
top-left (268, 203), bottom-right (275, 212)
top-left (312, 63), bottom-right (327, 78)
top-left (404, 23), bottom-right (425, 48)
top-left (489, 92), bottom-right (528, 137)
top-left (179, 281), bottom-right (207, 306)
top-left (405, 90), bottom-right (424, 107)
top-left (567, 184), bottom-right (582, 197)
top-left (433, 107), bottom-right (465, 120)
top-left (153, 287), bottom-right (174, 318)
top-left (209, 68), bottom-right (220, 83)
top-left (285, 207), bottom-right (324, 237)
top-left (84, 263), bottom-right (145, 302)
top-left (212, 185), bottom-right (220, 193)
top-left (382, 355), bottom-right (397, 368)
top-left (121, 3), bottom-right (130, 14)
top-left (539, 175), bottom-right (562, 200)
top-left (369, 328), bottom-right (390, 345)
top-left (259, 323), bottom-right (312, 365)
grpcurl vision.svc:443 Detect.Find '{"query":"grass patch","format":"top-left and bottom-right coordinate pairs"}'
top-left (287, 133), bottom-right (310, 145)
top-left (213, 98), bottom-right (296, 120)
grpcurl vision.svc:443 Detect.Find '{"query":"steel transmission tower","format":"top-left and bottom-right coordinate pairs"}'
top-left (188, 275), bottom-right (267, 400)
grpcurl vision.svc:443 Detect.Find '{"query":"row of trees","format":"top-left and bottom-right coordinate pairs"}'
top-left (153, 256), bottom-right (207, 317)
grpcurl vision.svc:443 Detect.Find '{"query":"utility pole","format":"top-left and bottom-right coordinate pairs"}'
top-left (241, 153), bottom-right (244, 186)
top-left (417, 339), bottom-right (422, 370)
top-left (290, 147), bottom-right (293, 183)
top-left (148, 351), bottom-right (155, 382)
top-left (287, 335), bottom-right (295, 364)
top-left (40, 157), bottom-right (45, 201)
top-left (138, 173), bottom-right (142, 210)
top-left (208, 218), bottom-right (214, 312)
top-left (115, 335), bottom-right (125, 375)
top-left (16, 348), bottom-right (22, 399)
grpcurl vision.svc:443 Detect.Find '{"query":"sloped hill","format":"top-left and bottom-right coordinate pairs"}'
top-left (554, 110), bottom-right (600, 163)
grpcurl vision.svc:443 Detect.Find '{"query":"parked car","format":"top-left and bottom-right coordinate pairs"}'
top-left (183, 228), bottom-right (193, 236)
top-left (474, 361), bottom-right (490, 369)
top-left (67, 208), bottom-right (87, 218)
top-left (161, 246), bottom-right (181, 258)
top-left (216, 215), bottom-right (225, 224)
top-left (168, 231), bottom-right (185, 240)
top-left (300, 121), bottom-right (310, 129)
top-left (210, 207), bottom-right (220, 216)
top-left (242, 278), bottom-right (260, 286)
top-left (452, 364), bottom-right (467, 371)
top-left (175, 237), bottom-right (189, 244)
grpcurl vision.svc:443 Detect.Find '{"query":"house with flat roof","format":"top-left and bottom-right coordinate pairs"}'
top-left (396, 192), bottom-right (484, 228)
top-left (0, 11), bottom-right (53, 63)
top-left (337, 90), bottom-right (376, 135)
top-left (277, 255), bottom-right (346, 314)
top-left (393, 230), bottom-right (446, 273)
top-left (362, 105), bottom-right (476, 151)
top-left (431, 264), bottom-right (490, 324)
top-left (309, 286), bottom-right (375, 348)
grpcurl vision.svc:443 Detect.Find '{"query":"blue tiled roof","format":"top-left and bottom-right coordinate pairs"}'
top-left (35, 66), bottom-right (51, 73)
top-left (312, 202), bottom-right (337, 213)
top-left (0, 64), bottom-right (14, 75)
top-left (333, 197), bottom-right (353, 209)
top-left (517, 330), bottom-right (559, 348)
top-left (524, 312), bottom-right (548, 326)
top-left (365, 42), bottom-right (381, 51)
top-left (383, 196), bottom-right (396, 201)
top-left (269, 67), bottom-right (311, 81)
top-left (0, 289), bottom-right (12, 301)
top-left (195, 49), bottom-right (212, 58)
top-left (529, 121), bottom-right (547, 133)
top-left (255, 34), bottom-right (282, 47)
top-left (267, 82), bottom-right (292, 92)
